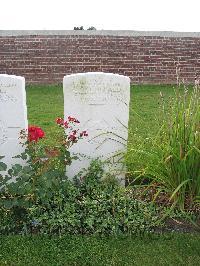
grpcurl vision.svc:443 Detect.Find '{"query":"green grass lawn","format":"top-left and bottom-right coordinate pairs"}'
top-left (26, 84), bottom-right (177, 145)
top-left (0, 234), bottom-right (200, 265)
top-left (26, 84), bottom-right (64, 145)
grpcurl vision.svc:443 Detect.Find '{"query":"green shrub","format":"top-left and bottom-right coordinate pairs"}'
top-left (0, 158), bottom-right (162, 235)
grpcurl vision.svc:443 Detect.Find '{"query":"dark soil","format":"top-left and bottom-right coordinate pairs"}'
top-left (156, 217), bottom-right (200, 234)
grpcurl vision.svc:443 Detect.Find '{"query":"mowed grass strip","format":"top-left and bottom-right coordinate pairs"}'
top-left (0, 234), bottom-right (200, 266)
top-left (26, 84), bottom-right (64, 145)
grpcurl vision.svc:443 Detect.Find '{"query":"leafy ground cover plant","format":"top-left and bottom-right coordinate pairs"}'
top-left (0, 158), bottom-right (162, 235)
top-left (29, 160), bottom-right (162, 236)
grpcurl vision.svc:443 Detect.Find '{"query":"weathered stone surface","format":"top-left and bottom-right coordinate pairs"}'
top-left (63, 72), bottom-right (130, 183)
top-left (0, 74), bottom-right (27, 172)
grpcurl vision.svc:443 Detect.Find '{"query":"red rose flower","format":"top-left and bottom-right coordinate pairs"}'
top-left (68, 134), bottom-right (77, 142)
top-left (68, 116), bottom-right (74, 122)
top-left (68, 116), bottom-right (80, 123)
top-left (64, 121), bottom-right (69, 128)
top-left (28, 126), bottom-right (45, 142)
top-left (80, 130), bottom-right (88, 137)
top-left (56, 117), bottom-right (64, 125)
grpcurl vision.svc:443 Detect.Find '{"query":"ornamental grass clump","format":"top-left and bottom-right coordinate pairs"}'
top-left (159, 84), bottom-right (200, 209)
top-left (136, 84), bottom-right (200, 210)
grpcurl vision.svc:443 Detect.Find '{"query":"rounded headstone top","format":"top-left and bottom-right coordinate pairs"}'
top-left (0, 74), bottom-right (25, 81)
top-left (63, 72), bottom-right (130, 82)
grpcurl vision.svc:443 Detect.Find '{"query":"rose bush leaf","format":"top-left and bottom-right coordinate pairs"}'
top-left (0, 162), bottom-right (7, 172)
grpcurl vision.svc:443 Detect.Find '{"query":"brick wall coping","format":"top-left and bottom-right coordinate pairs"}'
top-left (0, 30), bottom-right (200, 38)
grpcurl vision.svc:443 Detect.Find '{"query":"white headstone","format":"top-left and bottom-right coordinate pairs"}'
top-left (63, 72), bottom-right (130, 183)
top-left (0, 74), bottom-right (28, 173)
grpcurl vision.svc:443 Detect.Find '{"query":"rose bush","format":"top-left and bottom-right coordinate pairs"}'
top-left (0, 116), bottom-right (89, 230)
top-left (56, 116), bottom-right (88, 144)
top-left (0, 116), bottom-right (171, 236)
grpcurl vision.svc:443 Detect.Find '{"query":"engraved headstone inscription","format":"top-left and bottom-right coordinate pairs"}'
top-left (63, 72), bottom-right (130, 183)
top-left (0, 74), bottom-right (28, 173)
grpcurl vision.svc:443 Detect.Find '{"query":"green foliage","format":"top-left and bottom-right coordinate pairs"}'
top-left (73, 26), bottom-right (97, 30)
top-left (87, 26), bottom-right (97, 30)
top-left (127, 85), bottom-right (200, 210)
top-left (73, 26), bottom-right (84, 30)
top-left (0, 118), bottom-right (78, 234)
top-left (0, 155), bottom-right (162, 235)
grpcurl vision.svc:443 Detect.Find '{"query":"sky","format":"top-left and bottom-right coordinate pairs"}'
top-left (0, 0), bottom-right (200, 32)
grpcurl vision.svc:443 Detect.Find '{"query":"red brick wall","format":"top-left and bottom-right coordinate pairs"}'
top-left (0, 32), bottom-right (200, 84)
